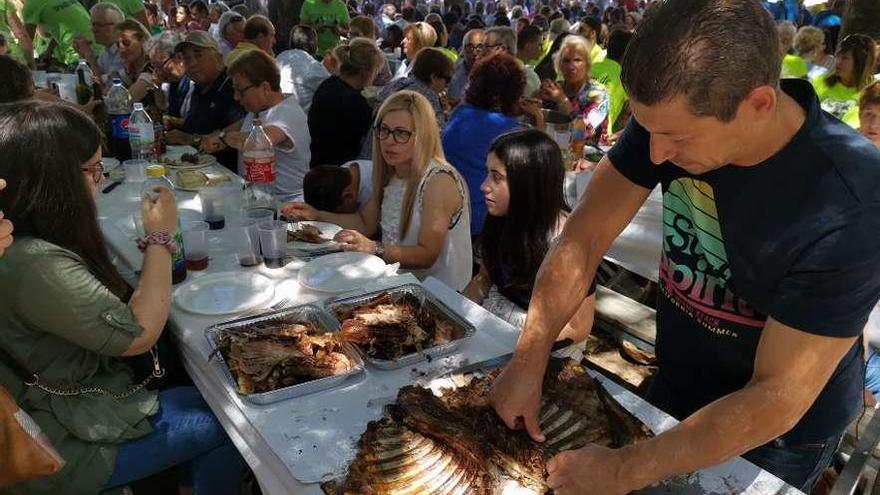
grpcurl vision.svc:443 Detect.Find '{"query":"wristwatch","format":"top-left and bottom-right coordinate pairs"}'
top-left (191, 133), bottom-right (201, 147)
top-left (373, 242), bottom-right (385, 258)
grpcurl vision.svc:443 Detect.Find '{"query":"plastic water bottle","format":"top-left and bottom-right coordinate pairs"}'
top-left (142, 164), bottom-right (187, 284)
top-left (76, 59), bottom-right (93, 83)
top-left (242, 118), bottom-right (277, 217)
top-left (106, 79), bottom-right (132, 160)
top-left (129, 103), bottom-right (156, 161)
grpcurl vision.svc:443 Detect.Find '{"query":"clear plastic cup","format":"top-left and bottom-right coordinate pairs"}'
top-left (198, 187), bottom-right (225, 230)
top-left (124, 159), bottom-right (150, 182)
top-left (258, 220), bottom-right (287, 269)
top-left (32, 70), bottom-right (48, 89)
top-left (246, 207), bottom-right (275, 224)
top-left (131, 212), bottom-right (146, 239)
top-left (56, 74), bottom-right (78, 103)
top-left (227, 218), bottom-right (262, 267)
top-left (181, 221), bottom-right (209, 270)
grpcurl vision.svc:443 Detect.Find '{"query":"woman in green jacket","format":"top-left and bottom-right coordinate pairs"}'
top-left (0, 102), bottom-right (247, 495)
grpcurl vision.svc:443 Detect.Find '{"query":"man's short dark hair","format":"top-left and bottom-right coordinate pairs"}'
top-left (244, 14), bottom-right (273, 40)
top-left (620, 0), bottom-right (780, 122)
top-left (0, 55), bottom-right (33, 103)
top-left (605, 28), bottom-right (632, 63)
top-left (290, 24), bottom-right (317, 54)
top-left (304, 165), bottom-right (352, 212)
top-left (517, 25), bottom-right (542, 52)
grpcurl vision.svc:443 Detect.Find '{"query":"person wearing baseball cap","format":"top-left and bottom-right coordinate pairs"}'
top-left (165, 30), bottom-right (243, 171)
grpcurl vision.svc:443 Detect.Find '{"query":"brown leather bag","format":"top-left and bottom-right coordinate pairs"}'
top-left (0, 342), bottom-right (65, 487)
top-left (0, 385), bottom-right (65, 486)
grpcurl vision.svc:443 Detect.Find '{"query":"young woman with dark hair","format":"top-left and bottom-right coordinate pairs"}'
top-left (462, 128), bottom-right (595, 342)
top-left (812, 34), bottom-right (877, 126)
top-left (442, 52), bottom-right (544, 236)
top-left (0, 102), bottom-right (247, 495)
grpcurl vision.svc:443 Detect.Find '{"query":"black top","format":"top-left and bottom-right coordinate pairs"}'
top-left (181, 69), bottom-right (244, 169)
top-left (308, 75), bottom-right (373, 167)
top-left (607, 78), bottom-right (880, 444)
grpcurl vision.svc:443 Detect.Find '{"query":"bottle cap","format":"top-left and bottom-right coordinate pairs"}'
top-left (133, 102), bottom-right (144, 111)
top-left (145, 165), bottom-right (166, 178)
top-left (112, 78), bottom-right (122, 85)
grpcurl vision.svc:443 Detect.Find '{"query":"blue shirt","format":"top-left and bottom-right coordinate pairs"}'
top-left (442, 103), bottom-right (520, 236)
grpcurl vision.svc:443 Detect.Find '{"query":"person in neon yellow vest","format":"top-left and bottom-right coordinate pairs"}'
top-left (812, 34), bottom-right (876, 127)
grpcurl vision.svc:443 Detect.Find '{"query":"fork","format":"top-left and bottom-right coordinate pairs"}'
top-left (232, 296), bottom-right (293, 322)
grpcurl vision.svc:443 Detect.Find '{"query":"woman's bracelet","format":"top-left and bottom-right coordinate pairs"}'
top-left (136, 230), bottom-right (178, 255)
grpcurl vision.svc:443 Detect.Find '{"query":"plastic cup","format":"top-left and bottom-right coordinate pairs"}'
top-left (32, 70), bottom-right (48, 89)
top-left (131, 212), bottom-right (146, 239)
top-left (181, 221), bottom-right (209, 270)
top-left (198, 187), bottom-right (226, 230)
top-left (228, 218), bottom-right (262, 267)
top-left (258, 220), bottom-right (287, 269)
top-left (56, 74), bottom-right (78, 103)
top-left (124, 159), bottom-right (149, 182)
top-left (246, 207), bottom-right (275, 225)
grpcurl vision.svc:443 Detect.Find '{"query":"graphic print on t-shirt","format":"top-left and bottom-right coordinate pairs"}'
top-left (658, 178), bottom-right (766, 336)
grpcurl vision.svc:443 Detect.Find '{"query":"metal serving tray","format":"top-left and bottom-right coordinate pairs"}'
top-left (205, 304), bottom-right (364, 405)
top-left (324, 284), bottom-right (476, 370)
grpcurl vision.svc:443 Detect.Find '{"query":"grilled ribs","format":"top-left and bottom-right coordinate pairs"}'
top-left (213, 321), bottom-right (353, 394)
top-left (324, 359), bottom-right (652, 494)
top-left (334, 293), bottom-right (463, 361)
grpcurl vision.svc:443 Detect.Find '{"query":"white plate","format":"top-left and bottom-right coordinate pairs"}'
top-left (173, 272), bottom-right (275, 316)
top-left (298, 252), bottom-right (387, 293)
top-left (287, 221), bottom-right (342, 251)
top-left (160, 152), bottom-right (216, 170)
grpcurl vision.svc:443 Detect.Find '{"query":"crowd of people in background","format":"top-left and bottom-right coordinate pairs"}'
top-left (0, 0), bottom-right (879, 493)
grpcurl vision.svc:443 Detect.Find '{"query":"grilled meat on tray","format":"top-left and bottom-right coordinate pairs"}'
top-left (213, 321), bottom-right (353, 394)
top-left (333, 293), bottom-right (463, 361)
top-left (323, 359), bottom-right (652, 494)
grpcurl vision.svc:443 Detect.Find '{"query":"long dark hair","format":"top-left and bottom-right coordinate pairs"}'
top-left (825, 34), bottom-right (877, 91)
top-left (480, 129), bottom-right (564, 291)
top-left (535, 32), bottom-right (571, 81)
top-left (0, 102), bottom-right (130, 300)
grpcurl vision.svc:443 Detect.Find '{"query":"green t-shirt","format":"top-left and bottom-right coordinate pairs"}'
top-left (106, 0), bottom-right (145, 19)
top-left (591, 43), bottom-right (605, 63)
top-left (811, 75), bottom-right (860, 126)
top-left (0, 238), bottom-right (158, 495)
top-left (299, 0), bottom-right (350, 56)
top-left (781, 53), bottom-right (808, 79)
top-left (22, 0), bottom-right (95, 65)
top-left (841, 104), bottom-right (860, 128)
top-left (592, 58), bottom-right (627, 134)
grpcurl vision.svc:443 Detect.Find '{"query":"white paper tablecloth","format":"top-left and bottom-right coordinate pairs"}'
top-left (96, 172), bottom-right (800, 495)
top-left (566, 170), bottom-right (663, 282)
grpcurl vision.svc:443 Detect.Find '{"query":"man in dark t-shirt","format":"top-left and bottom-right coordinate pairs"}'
top-left (308, 74), bottom-right (373, 167)
top-left (489, 1), bottom-right (880, 494)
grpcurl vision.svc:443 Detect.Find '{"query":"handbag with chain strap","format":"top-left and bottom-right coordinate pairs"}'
top-left (0, 345), bottom-right (164, 486)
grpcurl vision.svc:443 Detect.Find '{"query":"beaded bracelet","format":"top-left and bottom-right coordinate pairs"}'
top-left (136, 230), bottom-right (179, 255)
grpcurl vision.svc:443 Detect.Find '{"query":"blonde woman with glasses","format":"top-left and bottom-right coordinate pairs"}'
top-left (283, 90), bottom-right (472, 290)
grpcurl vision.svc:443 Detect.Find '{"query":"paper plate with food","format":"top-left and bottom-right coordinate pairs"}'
top-left (287, 221), bottom-right (342, 251)
top-left (172, 169), bottom-right (234, 191)
top-left (160, 152), bottom-right (216, 169)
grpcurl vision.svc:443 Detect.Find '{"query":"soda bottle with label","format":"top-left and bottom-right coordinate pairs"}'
top-left (106, 79), bottom-right (132, 160)
top-left (75, 66), bottom-right (91, 105)
top-left (146, 93), bottom-right (166, 157)
top-left (142, 165), bottom-right (187, 284)
top-left (129, 102), bottom-right (156, 161)
top-left (570, 117), bottom-right (586, 161)
top-left (242, 118), bottom-right (277, 218)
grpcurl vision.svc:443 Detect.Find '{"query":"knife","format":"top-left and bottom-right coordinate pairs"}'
top-left (436, 338), bottom-right (574, 378)
top-left (101, 178), bottom-right (124, 194)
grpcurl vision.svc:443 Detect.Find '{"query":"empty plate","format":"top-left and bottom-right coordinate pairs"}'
top-left (173, 272), bottom-right (275, 315)
top-left (298, 252), bottom-right (387, 293)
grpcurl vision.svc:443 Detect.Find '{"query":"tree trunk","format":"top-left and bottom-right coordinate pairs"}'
top-left (841, 0), bottom-right (880, 43)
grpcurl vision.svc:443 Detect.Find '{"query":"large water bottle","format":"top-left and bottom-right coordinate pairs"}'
top-left (106, 79), bottom-right (132, 160)
top-left (242, 118), bottom-right (278, 217)
top-left (142, 164), bottom-right (187, 284)
top-left (129, 103), bottom-right (156, 161)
